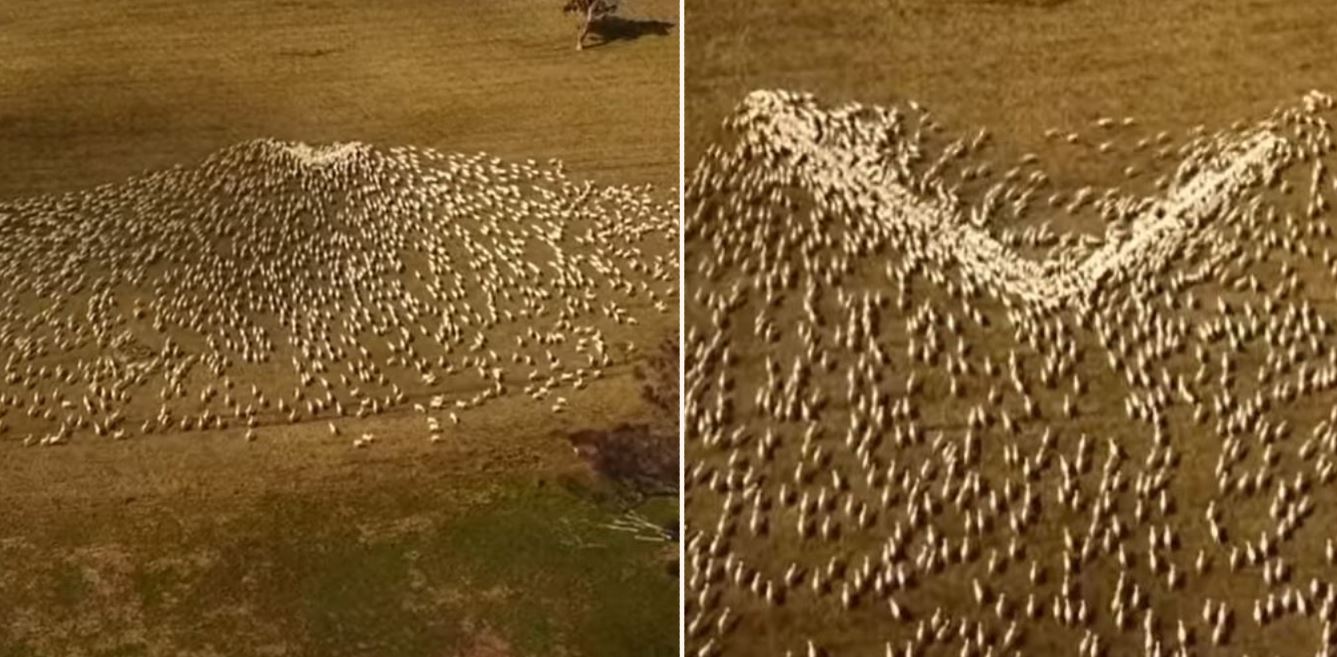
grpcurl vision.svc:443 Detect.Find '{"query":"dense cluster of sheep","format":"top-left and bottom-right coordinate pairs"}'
top-left (684, 89), bottom-right (1337, 657)
top-left (0, 138), bottom-right (677, 449)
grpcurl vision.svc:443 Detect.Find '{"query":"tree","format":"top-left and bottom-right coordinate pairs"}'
top-left (563, 0), bottom-right (619, 50)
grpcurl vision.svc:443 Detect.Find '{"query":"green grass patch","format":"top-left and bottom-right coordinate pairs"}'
top-left (426, 483), bottom-right (678, 657)
top-left (6, 476), bottom-right (676, 657)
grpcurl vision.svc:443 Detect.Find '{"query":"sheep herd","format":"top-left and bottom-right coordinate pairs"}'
top-left (0, 138), bottom-right (678, 449)
top-left (684, 89), bottom-right (1337, 657)
top-left (10, 67), bottom-right (1337, 657)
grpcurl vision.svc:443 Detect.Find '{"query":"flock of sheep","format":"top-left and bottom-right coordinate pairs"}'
top-left (684, 89), bottom-right (1337, 657)
top-left (9, 51), bottom-right (1337, 657)
top-left (0, 138), bottom-right (677, 449)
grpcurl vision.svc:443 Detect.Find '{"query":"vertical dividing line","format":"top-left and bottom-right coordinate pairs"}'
top-left (676, 0), bottom-right (688, 652)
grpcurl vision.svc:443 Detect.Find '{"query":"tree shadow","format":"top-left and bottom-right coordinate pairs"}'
top-left (566, 423), bottom-right (678, 496)
top-left (586, 16), bottom-right (675, 48)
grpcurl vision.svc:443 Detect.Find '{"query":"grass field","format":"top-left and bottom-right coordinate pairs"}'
top-left (687, 0), bottom-right (1337, 179)
top-left (0, 1), bottom-right (680, 655)
top-left (0, 360), bottom-right (680, 656)
top-left (0, 472), bottom-right (676, 657)
top-left (0, 0), bottom-right (679, 196)
top-left (684, 2), bottom-right (1337, 657)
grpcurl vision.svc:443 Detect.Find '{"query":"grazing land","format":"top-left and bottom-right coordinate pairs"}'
top-left (0, 1), bottom-right (679, 655)
top-left (684, 2), bottom-right (1337, 656)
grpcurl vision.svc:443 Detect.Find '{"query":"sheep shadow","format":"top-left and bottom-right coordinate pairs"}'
top-left (587, 16), bottom-right (675, 48)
